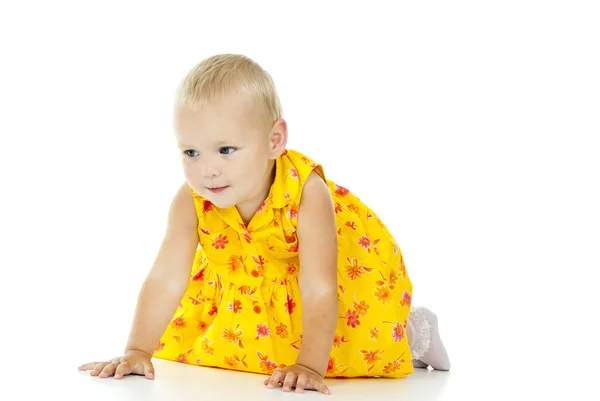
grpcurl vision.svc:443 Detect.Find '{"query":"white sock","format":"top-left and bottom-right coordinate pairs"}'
top-left (408, 306), bottom-right (451, 371)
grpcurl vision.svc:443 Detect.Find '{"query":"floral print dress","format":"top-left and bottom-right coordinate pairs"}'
top-left (153, 149), bottom-right (414, 378)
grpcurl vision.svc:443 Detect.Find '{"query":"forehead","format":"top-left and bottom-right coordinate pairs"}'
top-left (174, 95), bottom-right (266, 145)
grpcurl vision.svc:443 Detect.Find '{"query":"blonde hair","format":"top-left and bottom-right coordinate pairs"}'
top-left (175, 54), bottom-right (282, 129)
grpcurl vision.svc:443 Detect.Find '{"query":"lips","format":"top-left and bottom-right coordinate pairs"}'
top-left (207, 186), bottom-right (229, 194)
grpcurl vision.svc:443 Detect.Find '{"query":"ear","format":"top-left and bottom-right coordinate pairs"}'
top-left (267, 118), bottom-right (288, 158)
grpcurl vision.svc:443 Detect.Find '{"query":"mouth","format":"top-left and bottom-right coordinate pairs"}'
top-left (207, 186), bottom-right (229, 194)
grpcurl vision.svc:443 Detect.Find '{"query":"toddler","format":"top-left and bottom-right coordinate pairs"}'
top-left (78, 54), bottom-right (450, 395)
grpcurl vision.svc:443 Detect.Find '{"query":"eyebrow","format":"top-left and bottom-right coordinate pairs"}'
top-left (178, 140), bottom-right (238, 149)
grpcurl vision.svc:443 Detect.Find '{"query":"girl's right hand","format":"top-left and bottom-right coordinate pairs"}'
top-left (78, 349), bottom-right (155, 380)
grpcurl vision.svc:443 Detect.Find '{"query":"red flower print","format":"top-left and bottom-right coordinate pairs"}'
top-left (287, 204), bottom-right (298, 219)
top-left (208, 303), bottom-right (218, 316)
top-left (392, 322), bottom-right (405, 342)
top-left (335, 184), bottom-right (349, 196)
top-left (256, 324), bottom-right (270, 338)
top-left (171, 316), bottom-right (187, 329)
top-left (345, 309), bottom-right (360, 328)
top-left (256, 200), bottom-right (267, 212)
top-left (253, 305), bottom-right (261, 314)
top-left (287, 243), bottom-right (298, 252)
top-left (197, 320), bottom-right (208, 334)
top-left (155, 342), bottom-right (165, 352)
top-left (289, 168), bottom-right (299, 179)
top-left (192, 268), bottom-right (205, 281)
top-left (251, 269), bottom-right (260, 277)
top-left (203, 200), bottom-right (212, 211)
top-left (358, 236), bottom-right (371, 251)
top-left (242, 232), bottom-right (252, 243)
top-left (227, 299), bottom-right (243, 313)
top-left (201, 228), bottom-right (210, 235)
top-left (212, 234), bottom-right (228, 249)
top-left (400, 290), bottom-right (412, 307)
top-left (334, 203), bottom-right (343, 213)
top-left (285, 294), bottom-right (296, 314)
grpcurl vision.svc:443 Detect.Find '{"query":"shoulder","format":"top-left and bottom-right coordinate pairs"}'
top-left (297, 170), bottom-right (335, 224)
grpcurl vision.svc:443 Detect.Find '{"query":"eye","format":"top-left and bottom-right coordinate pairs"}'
top-left (219, 147), bottom-right (236, 155)
top-left (184, 150), bottom-right (198, 157)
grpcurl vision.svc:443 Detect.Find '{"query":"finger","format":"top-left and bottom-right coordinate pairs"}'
top-left (295, 374), bottom-right (309, 393)
top-left (114, 362), bottom-right (132, 379)
top-left (266, 370), bottom-right (283, 388)
top-left (90, 362), bottom-right (110, 376)
top-left (143, 361), bottom-right (155, 380)
top-left (282, 372), bottom-right (297, 392)
top-left (78, 362), bottom-right (101, 371)
top-left (315, 381), bottom-right (331, 395)
top-left (99, 362), bottom-right (119, 378)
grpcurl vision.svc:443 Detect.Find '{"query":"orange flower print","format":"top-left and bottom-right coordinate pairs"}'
top-left (332, 334), bottom-right (349, 348)
top-left (334, 203), bottom-right (343, 213)
top-left (345, 309), bottom-right (360, 328)
top-left (258, 352), bottom-right (279, 374)
top-left (287, 204), bottom-right (299, 219)
top-left (360, 349), bottom-right (384, 372)
top-left (253, 255), bottom-right (267, 268)
top-left (335, 184), bottom-right (349, 196)
top-left (383, 357), bottom-right (405, 374)
top-left (170, 316), bottom-right (187, 329)
top-left (389, 271), bottom-right (398, 288)
top-left (253, 304), bottom-right (261, 313)
top-left (372, 239), bottom-right (381, 256)
top-left (227, 254), bottom-right (246, 274)
top-left (327, 357), bottom-right (350, 375)
top-left (227, 299), bottom-right (243, 313)
top-left (374, 286), bottom-right (392, 305)
top-left (400, 290), bottom-right (412, 308)
top-left (274, 319), bottom-right (289, 339)
top-left (223, 354), bottom-right (248, 368)
top-left (345, 257), bottom-right (374, 280)
top-left (286, 263), bottom-right (297, 275)
top-left (353, 298), bottom-right (370, 317)
top-left (192, 268), bottom-right (205, 281)
top-left (155, 342), bottom-right (165, 352)
top-left (285, 294), bottom-right (297, 314)
top-left (358, 236), bottom-right (371, 251)
top-left (290, 335), bottom-right (303, 351)
top-left (251, 269), bottom-right (260, 278)
top-left (255, 324), bottom-right (270, 339)
top-left (197, 320), bottom-right (208, 334)
top-left (212, 234), bottom-right (228, 249)
top-left (223, 325), bottom-right (242, 343)
top-left (242, 232), bottom-right (252, 243)
top-left (369, 327), bottom-right (380, 340)
top-left (201, 337), bottom-right (215, 355)
top-left (345, 221), bottom-right (357, 230)
top-left (175, 349), bottom-right (193, 364)
top-left (348, 204), bottom-right (361, 216)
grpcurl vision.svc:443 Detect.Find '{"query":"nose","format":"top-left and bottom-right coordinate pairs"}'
top-left (201, 162), bottom-right (221, 178)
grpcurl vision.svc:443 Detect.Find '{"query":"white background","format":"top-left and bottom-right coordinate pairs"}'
top-left (1, 1), bottom-right (598, 399)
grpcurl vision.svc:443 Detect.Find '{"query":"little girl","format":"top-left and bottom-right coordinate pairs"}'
top-left (78, 54), bottom-right (450, 395)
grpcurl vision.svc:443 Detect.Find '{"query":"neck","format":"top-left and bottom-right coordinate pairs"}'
top-left (236, 159), bottom-right (276, 226)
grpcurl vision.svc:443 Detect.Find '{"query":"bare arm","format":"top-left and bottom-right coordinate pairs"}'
top-left (295, 171), bottom-right (338, 377)
top-left (124, 182), bottom-right (199, 356)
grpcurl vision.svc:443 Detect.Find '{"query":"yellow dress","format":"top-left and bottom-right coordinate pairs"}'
top-left (154, 149), bottom-right (414, 378)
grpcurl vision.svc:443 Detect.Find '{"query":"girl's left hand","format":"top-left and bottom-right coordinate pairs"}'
top-left (264, 364), bottom-right (331, 395)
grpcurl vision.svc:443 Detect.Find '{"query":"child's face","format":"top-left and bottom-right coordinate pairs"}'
top-left (174, 94), bottom-right (285, 211)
